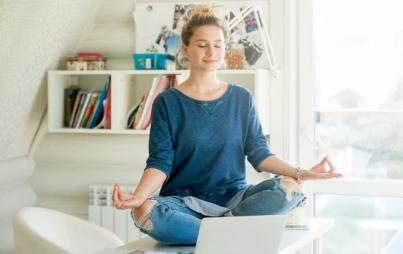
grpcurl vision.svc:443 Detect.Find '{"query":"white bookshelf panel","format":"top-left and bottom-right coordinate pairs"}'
top-left (48, 69), bottom-right (270, 135)
top-left (48, 71), bottom-right (110, 131)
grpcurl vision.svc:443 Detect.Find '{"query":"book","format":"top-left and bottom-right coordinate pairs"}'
top-left (64, 86), bottom-right (79, 127)
top-left (141, 75), bottom-right (171, 129)
top-left (77, 52), bottom-right (102, 59)
top-left (134, 76), bottom-right (161, 129)
top-left (69, 91), bottom-right (84, 128)
top-left (81, 92), bottom-right (99, 128)
top-left (126, 93), bottom-right (146, 129)
top-left (75, 92), bottom-right (91, 128)
top-left (94, 100), bottom-right (106, 129)
top-left (127, 103), bottom-right (140, 129)
top-left (104, 77), bottom-right (112, 129)
top-left (132, 92), bottom-right (148, 129)
top-left (70, 91), bottom-right (86, 128)
top-left (167, 74), bottom-right (178, 89)
top-left (88, 79), bottom-right (109, 129)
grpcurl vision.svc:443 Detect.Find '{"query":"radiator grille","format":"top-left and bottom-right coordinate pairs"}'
top-left (88, 184), bottom-right (147, 243)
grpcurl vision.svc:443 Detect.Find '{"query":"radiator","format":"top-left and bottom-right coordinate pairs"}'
top-left (88, 184), bottom-right (147, 243)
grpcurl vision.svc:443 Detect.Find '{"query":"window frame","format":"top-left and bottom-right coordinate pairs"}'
top-left (268, 1), bottom-right (403, 252)
top-left (293, 0), bottom-right (403, 213)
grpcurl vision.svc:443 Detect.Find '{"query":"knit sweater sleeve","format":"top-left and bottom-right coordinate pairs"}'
top-left (145, 95), bottom-right (175, 178)
top-left (244, 93), bottom-right (274, 171)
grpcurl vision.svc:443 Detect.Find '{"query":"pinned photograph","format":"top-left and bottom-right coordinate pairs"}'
top-left (133, 2), bottom-right (271, 69)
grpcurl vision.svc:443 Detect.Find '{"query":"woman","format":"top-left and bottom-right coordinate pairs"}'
top-left (113, 5), bottom-right (342, 245)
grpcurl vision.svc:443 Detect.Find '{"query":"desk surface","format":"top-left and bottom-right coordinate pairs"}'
top-left (117, 218), bottom-right (334, 254)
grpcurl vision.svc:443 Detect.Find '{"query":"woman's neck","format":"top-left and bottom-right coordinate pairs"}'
top-left (184, 69), bottom-right (222, 93)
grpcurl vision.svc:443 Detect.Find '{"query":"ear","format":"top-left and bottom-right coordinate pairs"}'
top-left (181, 44), bottom-right (189, 58)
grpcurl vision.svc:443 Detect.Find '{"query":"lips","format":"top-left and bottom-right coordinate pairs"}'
top-left (203, 59), bottom-right (219, 63)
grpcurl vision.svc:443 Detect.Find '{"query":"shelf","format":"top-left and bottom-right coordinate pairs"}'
top-left (48, 69), bottom-right (263, 75)
top-left (48, 69), bottom-right (270, 135)
top-left (50, 128), bottom-right (150, 135)
top-left (49, 70), bottom-right (113, 75)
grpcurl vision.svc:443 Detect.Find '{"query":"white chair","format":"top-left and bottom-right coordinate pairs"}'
top-left (13, 206), bottom-right (124, 254)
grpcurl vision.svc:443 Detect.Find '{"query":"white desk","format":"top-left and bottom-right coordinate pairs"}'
top-left (116, 218), bottom-right (334, 254)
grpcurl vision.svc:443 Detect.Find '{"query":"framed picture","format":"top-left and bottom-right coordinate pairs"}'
top-left (133, 1), bottom-right (270, 69)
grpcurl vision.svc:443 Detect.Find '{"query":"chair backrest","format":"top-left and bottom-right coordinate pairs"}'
top-left (13, 206), bottom-right (124, 254)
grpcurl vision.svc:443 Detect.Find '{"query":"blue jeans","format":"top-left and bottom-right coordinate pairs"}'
top-left (133, 177), bottom-right (305, 245)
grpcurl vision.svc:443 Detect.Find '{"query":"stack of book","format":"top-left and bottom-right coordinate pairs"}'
top-left (66, 52), bottom-right (106, 71)
top-left (127, 74), bottom-right (177, 130)
top-left (64, 77), bottom-right (111, 129)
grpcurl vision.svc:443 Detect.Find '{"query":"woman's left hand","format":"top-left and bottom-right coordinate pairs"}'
top-left (301, 155), bottom-right (343, 181)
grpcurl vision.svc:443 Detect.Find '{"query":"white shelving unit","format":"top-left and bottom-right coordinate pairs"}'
top-left (48, 69), bottom-right (270, 135)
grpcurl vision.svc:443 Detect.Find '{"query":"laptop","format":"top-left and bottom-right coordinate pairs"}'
top-left (102, 215), bottom-right (287, 254)
top-left (193, 215), bottom-right (287, 254)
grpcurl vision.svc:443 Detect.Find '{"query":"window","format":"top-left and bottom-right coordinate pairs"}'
top-left (313, 0), bottom-right (403, 179)
top-left (316, 195), bottom-right (403, 253)
top-left (309, 1), bottom-right (403, 253)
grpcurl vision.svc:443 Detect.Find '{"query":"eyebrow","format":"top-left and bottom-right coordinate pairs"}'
top-left (195, 39), bottom-right (223, 43)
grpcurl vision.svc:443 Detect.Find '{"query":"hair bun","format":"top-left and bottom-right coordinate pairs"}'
top-left (180, 4), bottom-right (229, 46)
top-left (186, 4), bottom-right (223, 19)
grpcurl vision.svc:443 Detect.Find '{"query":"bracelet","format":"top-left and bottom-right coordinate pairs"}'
top-left (295, 166), bottom-right (301, 183)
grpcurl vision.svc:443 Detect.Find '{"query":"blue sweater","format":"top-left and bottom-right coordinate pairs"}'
top-left (145, 84), bottom-right (273, 206)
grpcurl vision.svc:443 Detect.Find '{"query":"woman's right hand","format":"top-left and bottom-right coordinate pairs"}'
top-left (112, 183), bottom-right (146, 210)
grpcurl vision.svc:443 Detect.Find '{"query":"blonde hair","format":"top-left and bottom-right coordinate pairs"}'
top-left (181, 4), bottom-right (229, 46)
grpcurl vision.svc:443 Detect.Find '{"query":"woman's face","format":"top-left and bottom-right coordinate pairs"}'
top-left (183, 25), bottom-right (226, 71)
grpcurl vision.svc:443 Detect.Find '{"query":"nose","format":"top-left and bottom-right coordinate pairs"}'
top-left (206, 45), bottom-right (217, 56)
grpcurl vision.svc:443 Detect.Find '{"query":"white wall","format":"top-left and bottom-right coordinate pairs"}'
top-left (0, 0), bottom-right (99, 252)
top-left (29, 0), bottom-right (142, 219)
top-left (31, 133), bottom-right (148, 217)
top-left (0, 159), bottom-right (36, 254)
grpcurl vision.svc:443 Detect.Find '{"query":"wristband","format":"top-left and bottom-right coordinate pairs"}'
top-left (295, 166), bottom-right (302, 183)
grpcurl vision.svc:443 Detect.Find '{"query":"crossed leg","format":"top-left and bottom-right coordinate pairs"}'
top-left (131, 177), bottom-right (305, 244)
top-left (131, 196), bottom-right (203, 245)
top-left (230, 176), bottom-right (305, 216)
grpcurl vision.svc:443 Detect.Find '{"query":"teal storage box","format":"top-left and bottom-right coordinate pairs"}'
top-left (133, 53), bottom-right (173, 70)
